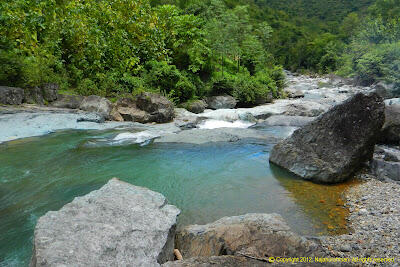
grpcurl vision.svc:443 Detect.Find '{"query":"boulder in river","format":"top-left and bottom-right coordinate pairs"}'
top-left (381, 104), bottom-right (400, 144)
top-left (31, 178), bottom-right (180, 266)
top-left (206, 95), bottom-right (237, 109)
top-left (373, 81), bottom-right (400, 99)
top-left (370, 145), bottom-right (400, 182)
top-left (79, 95), bottom-right (113, 119)
top-left (136, 92), bottom-right (175, 123)
top-left (270, 92), bottom-right (385, 183)
top-left (0, 86), bottom-right (24, 105)
top-left (182, 100), bottom-right (207, 114)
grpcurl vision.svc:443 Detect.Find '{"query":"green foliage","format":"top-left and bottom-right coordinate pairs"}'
top-left (339, 0), bottom-right (400, 86)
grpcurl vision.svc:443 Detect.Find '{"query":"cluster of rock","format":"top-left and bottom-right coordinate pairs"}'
top-left (31, 179), bottom-right (330, 267)
top-left (0, 84), bottom-right (58, 105)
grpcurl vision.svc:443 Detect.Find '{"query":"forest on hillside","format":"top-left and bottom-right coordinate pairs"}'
top-left (0, 0), bottom-right (399, 105)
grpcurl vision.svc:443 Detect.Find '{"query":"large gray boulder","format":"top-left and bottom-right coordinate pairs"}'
top-left (136, 92), bottom-right (175, 123)
top-left (381, 104), bottom-right (400, 144)
top-left (0, 86), bottom-right (24, 105)
top-left (373, 81), bottom-right (400, 99)
top-left (183, 100), bottom-right (207, 114)
top-left (269, 92), bottom-right (385, 183)
top-left (79, 95), bottom-right (112, 118)
top-left (175, 213), bottom-right (324, 260)
top-left (24, 87), bottom-right (44, 105)
top-left (370, 145), bottom-right (400, 182)
top-left (31, 178), bottom-right (180, 267)
top-left (206, 95), bottom-right (237, 110)
top-left (42, 83), bottom-right (59, 102)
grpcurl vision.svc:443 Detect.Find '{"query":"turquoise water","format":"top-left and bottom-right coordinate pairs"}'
top-left (0, 129), bottom-right (352, 266)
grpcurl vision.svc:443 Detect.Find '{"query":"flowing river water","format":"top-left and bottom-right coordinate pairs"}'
top-left (0, 73), bottom-right (365, 266)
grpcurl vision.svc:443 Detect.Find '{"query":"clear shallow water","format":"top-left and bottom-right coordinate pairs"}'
top-left (0, 128), bottom-right (356, 266)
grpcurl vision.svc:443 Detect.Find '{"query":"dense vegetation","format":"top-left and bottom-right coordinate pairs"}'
top-left (0, 0), bottom-right (399, 105)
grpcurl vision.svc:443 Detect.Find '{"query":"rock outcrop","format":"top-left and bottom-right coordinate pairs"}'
top-left (31, 178), bottom-right (180, 267)
top-left (175, 213), bottom-right (324, 260)
top-left (24, 84), bottom-right (59, 105)
top-left (51, 94), bottom-right (85, 109)
top-left (206, 95), bottom-right (237, 110)
top-left (270, 92), bottom-right (385, 183)
top-left (79, 95), bottom-right (113, 119)
top-left (111, 93), bottom-right (175, 123)
top-left (0, 86), bottom-right (24, 105)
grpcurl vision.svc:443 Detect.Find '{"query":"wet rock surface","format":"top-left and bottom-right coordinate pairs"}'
top-left (270, 92), bottom-right (385, 183)
top-left (370, 145), bottom-right (400, 181)
top-left (31, 178), bottom-right (180, 267)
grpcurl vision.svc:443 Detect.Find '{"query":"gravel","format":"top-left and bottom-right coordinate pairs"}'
top-left (321, 175), bottom-right (400, 265)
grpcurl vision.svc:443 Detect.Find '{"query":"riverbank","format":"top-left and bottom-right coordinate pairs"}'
top-left (321, 175), bottom-right (400, 264)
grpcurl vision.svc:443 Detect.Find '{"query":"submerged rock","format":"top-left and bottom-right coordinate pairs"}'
top-left (206, 95), bottom-right (237, 110)
top-left (175, 213), bottom-right (324, 260)
top-left (31, 178), bottom-right (180, 267)
top-left (0, 86), bottom-right (24, 105)
top-left (270, 92), bottom-right (385, 183)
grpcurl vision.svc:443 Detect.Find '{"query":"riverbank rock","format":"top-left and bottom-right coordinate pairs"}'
top-left (136, 92), bottom-right (175, 123)
top-left (270, 92), bottom-right (385, 183)
top-left (51, 94), bottom-right (85, 109)
top-left (206, 95), bottom-right (237, 109)
top-left (175, 213), bottom-right (324, 260)
top-left (42, 83), bottom-right (59, 102)
top-left (370, 145), bottom-right (400, 181)
top-left (0, 86), bottom-right (24, 105)
top-left (24, 87), bottom-right (44, 105)
top-left (381, 104), bottom-right (400, 144)
top-left (79, 95), bottom-right (112, 119)
top-left (110, 94), bottom-right (174, 123)
top-left (183, 100), bottom-right (207, 114)
top-left (373, 81), bottom-right (399, 99)
top-left (31, 178), bottom-right (180, 267)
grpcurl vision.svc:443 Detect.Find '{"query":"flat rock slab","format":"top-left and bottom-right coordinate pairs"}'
top-left (270, 92), bottom-right (384, 183)
top-left (31, 178), bottom-right (180, 267)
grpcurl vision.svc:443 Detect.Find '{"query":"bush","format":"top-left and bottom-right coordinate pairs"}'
top-left (76, 78), bottom-right (105, 96)
top-left (144, 61), bottom-right (196, 102)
